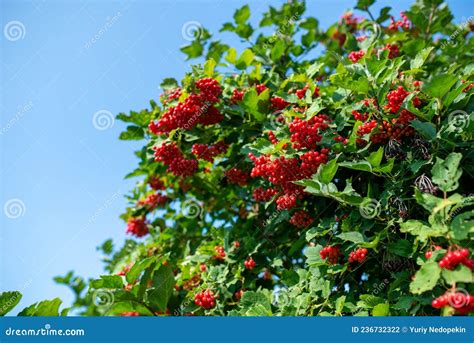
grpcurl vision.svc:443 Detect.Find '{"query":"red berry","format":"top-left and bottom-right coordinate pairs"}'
top-left (126, 218), bottom-right (149, 237)
top-left (320, 245), bottom-right (340, 265)
top-left (194, 290), bottom-right (216, 310)
top-left (289, 210), bottom-right (313, 228)
top-left (244, 257), bottom-right (256, 270)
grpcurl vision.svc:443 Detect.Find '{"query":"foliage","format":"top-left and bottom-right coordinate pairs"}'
top-left (4, 0), bottom-right (473, 317)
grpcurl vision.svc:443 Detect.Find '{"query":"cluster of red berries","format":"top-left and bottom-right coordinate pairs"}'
top-left (160, 87), bottom-right (182, 105)
top-left (385, 86), bottom-right (410, 113)
top-left (333, 135), bottom-right (348, 144)
top-left (194, 290), bottom-right (216, 310)
top-left (271, 96), bottom-right (290, 111)
top-left (432, 290), bottom-right (474, 314)
top-left (139, 193), bottom-right (168, 209)
top-left (195, 77), bottom-right (222, 103)
top-left (231, 89), bottom-right (245, 103)
top-left (149, 78), bottom-right (223, 135)
top-left (289, 210), bottom-right (313, 228)
top-left (225, 168), bottom-right (249, 186)
top-left (249, 148), bottom-right (329, 209)
top-left (300, 149), bottom-right (329, 177)
top-left (357, 120), bottom-right (378, 136)
top-left (267, 131), bottom-right (279, 144)
top-left (320, 245), bottom-right (340, 265)
top-left (288, 115), bottom-right (329, 150)
top-left (126, 217), bottom-right (149, 237)
top-left (370, 114), bottom-right (416, 144)
top-left (438, 248), bottom-right (473, 270)
top-left (214, 245), bottom-right (226, 260)
top-left (352, 110), bottom-right (369, 121)
top-left (348, 248), bottom-right (368, 263)
top-left (380, 44), bottom-right (399, 59)
top-left (244, 257), bottom-right (256, 270)
top-left (341, 12), bottom-right (359, 31)
top-left (256, 84), bottom-right (268, 94)
top-left (148, 177), bottom-right (165, 190)
top-left (253, 187), bottom-right (278, 202)
top-left (192, 141), bottom-right (228, 162)
top-left (388, 12), bottom-right (410, 31)
top-left (295, 85), bottom-right (320, 99)
top-left (153, 142), bottom-right (198, 177)
top-left (348, 50), bottom-right (365, 63)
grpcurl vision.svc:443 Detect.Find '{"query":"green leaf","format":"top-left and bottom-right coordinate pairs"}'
top-left (0, 291), bottom-right (22, 316)
top-left (160, 78), bottom-right (179, 91)
top-left (442, 265), bottom-right (473, 284)
top-left (355, 0), bottom-right (375, 10)
top-left (318, 158), bottom-right (339, 184)
top-left (388, 240), bottom-right (412, 257)
top-left (119, 125), bottom-right (144, 141)
top-left (146, 265), bottom-right (175, 312)
top-left (372, 303), bottom-right (390, 316)
top-left (236, 49), bottom-right (254, 69)
top-left (409, 262), bottom-right (441, 294)
top-left (203, 59), bottom-right (216, 76)
top-left (422, 74), bottom-right (457, 99)
top-left (335, 295), bottom-right (346, 315)
top-left (337, 232), bottom-right (365, 243)
top-left (105, 301), bottom-right (154, 316)
top-left (180, 40), bottom-right (203, 60)
top-left (240, 290), bottom-right (272, 314)
top-left (18, 298), bottom-right (62, 316)
top-left (451, 211), bottom-right (474, 240)
top-left (366, 147), bottom-right (384, 168)
top-left (410, 47), bottom-right (433, 70)
top-left (126, 256), bottom-right (159, 284)
top-left (270, 40), bottom-right (286, 61)
top-left (90, 275), bottom-right (124, 289)
top-left (431, 152), bottom-right (463, 192)
top-left (234, 5), bottom-right (250, 25)
top-left (339, 160), bottom-right (372, 172)
top-left (399, 220), bottom-right (446, 242)
top-left (410, 120), bottom-right (436, 140)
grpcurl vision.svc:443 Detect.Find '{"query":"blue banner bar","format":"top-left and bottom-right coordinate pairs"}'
top-left (1, 317), bottom-right (472, 343)
top-left (0, 317), bottom-right (474, 343)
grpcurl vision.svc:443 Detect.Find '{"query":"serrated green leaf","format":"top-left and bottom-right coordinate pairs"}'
top-left (409, 262), bottom-right (441, 294)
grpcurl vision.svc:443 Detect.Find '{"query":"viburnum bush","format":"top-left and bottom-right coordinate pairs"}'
top-left (2, 0), bottom-right (473, 317)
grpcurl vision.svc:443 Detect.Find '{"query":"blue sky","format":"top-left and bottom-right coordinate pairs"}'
top-left (0, 0), bottom-right (470, 315)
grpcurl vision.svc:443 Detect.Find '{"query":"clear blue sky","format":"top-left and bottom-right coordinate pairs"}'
top-left (0, 0), bottom-right (470, 315)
